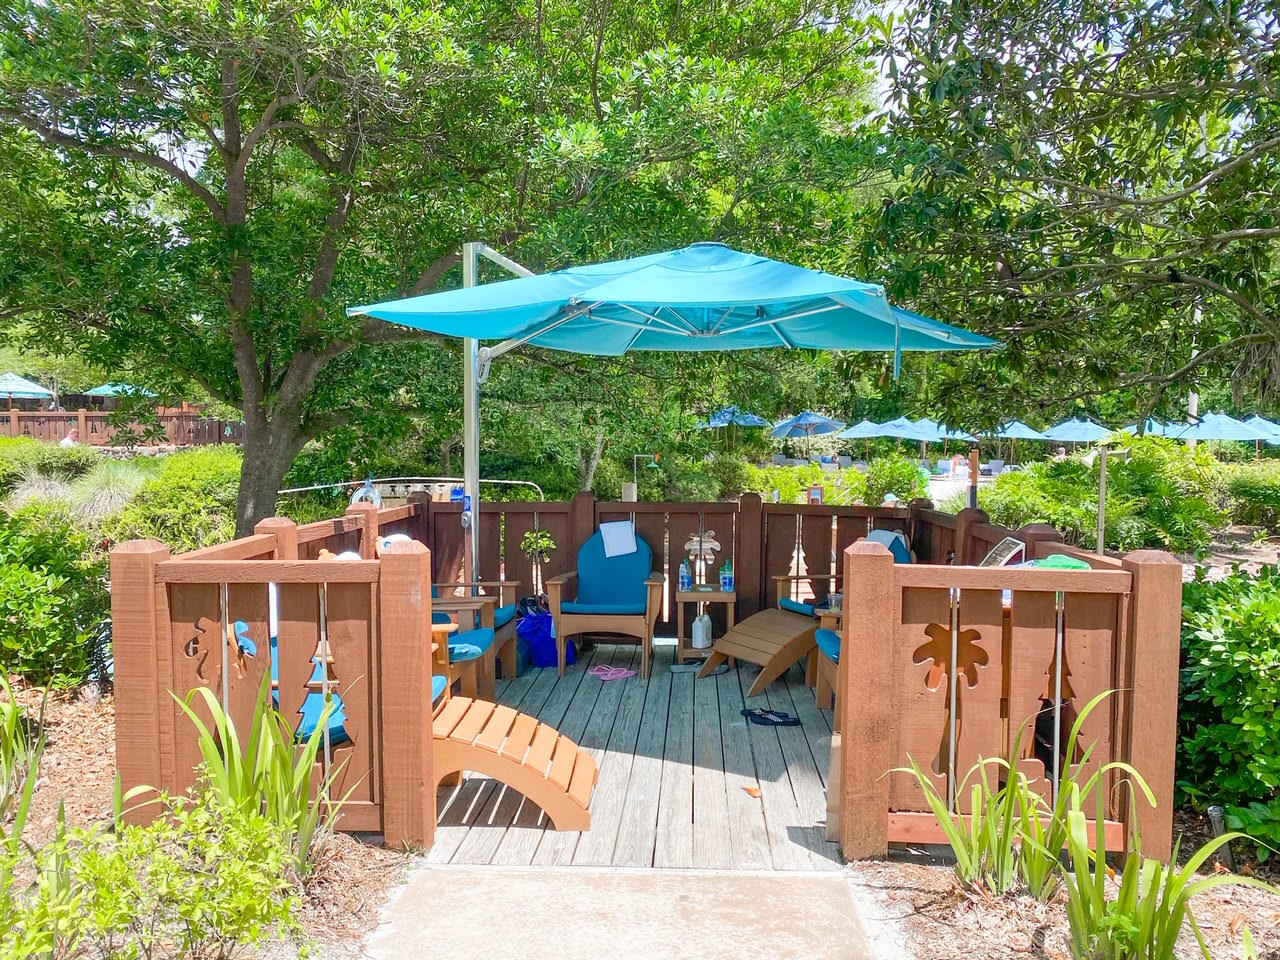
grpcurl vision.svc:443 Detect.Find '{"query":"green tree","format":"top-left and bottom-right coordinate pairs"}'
top-left (857, 0), bottom-right (1280, 427)
top-left (0, 0), bottom-right (876, 533)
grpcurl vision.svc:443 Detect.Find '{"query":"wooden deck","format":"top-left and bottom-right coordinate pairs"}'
top-left (429, 641), bottom-right (842, 870)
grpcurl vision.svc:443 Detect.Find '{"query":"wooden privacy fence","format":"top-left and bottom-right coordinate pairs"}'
top-left (835, 540), bottom-right (1181, 860)
top-left (0, 408), bottom-right (242, 445)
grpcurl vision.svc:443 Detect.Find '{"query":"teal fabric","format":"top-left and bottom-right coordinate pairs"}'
top-left (575, 530), bottom-right (653, 610)
top-left (262, 628), bottom-right (348, 746)
top-left (815, 628), bottom-right (841, 664)
top-left (432, 675), bottom-right (447, 703)
top-left (865, 529), bottom-right (913, 564)
top-left (448, 626), bottom-right (495, 663)
top-left (350, 243), bottom-right (997, 361)
top-left (778, 597), bottom-right (816, 618)
top-left (1043, 417), bottom-right (1111, 443)
top-left (561, 600), bottom-right (646, 616)
top-left (996, 419), bottom-right (1048, 440)
top-left (493, 604), bottom-right (517, 629)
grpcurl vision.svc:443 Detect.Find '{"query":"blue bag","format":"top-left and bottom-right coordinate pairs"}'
top-left (518, 609), bottom-right (573, 668)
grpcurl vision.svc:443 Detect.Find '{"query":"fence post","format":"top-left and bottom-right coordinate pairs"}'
top-left (378, 539), bottom-right (435, 849)
top-left (737, 493), bottom-right (763, 618)
top-left (346, 501), bottom-right (381, 558)
top-left (110, 539), bottom-right (172, 824)
top-left (1120, 549), bottom-right (1181, 861)
top-left (569, 490), bottom-right (595, 557)
top-left (1017, 522), bottom-right (1061, 560)
top-left (406, 491), bottom-right (431, 543)
top-left (254, 515), bottom-right (299, 559)
top-left (839, 540), bottom-right (896, 858)
top-left (907, 498), bottom-right (933, 561)
top-left (953, 507), bottom-right (990, 565)
top-left (77, 408), bottom-right (87, 442)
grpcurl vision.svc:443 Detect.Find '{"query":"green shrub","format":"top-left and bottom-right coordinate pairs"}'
top-left (0, 508), bottom-right (108, 685)
top-left (864, 453), bottom-right (927, 504)
top-left (1178, 567), bottom-right (1280, 822)
top-left (704, 452), bottom-right (751, 499)
top-left (0, 789), bottom-right (303, 960)
top-left (1220, 462), bottom-right (1280, 531)
top-left (100, 447), bottom-right (241, 552)
top-left (981, 438), bottom-right (1223, 551)
top-left (0, 437), bottom-right (98, 493)
top-left (742, 462), bottom-right (866, 505)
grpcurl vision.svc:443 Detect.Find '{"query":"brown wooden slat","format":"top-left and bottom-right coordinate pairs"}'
top-left (474, 705), bottom-right (519, 754)
top-left (448, 700), bottom-right (495, 745)
top-left (894, 564), bottom-right (1131, 593)
top-left (525, 724), bottom-right (558, 775)
top-left (547, 736), bottom-right (577, 791)
top-left (157, 559), bottom-right (380, 583)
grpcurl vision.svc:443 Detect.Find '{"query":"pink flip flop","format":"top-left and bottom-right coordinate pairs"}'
top-left (588, 665), bottom-right (636, 681)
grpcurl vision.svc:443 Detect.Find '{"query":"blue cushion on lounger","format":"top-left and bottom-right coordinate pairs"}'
top-left (778, 597), bottom-right (817, 618)
top-left (560, 600), bottom-right (647, 616)
top-left (493, 604), bottom-right (516, 630)
top-left (432, 675), bottom-right (447, 703)
top-left (448, 626), bottom-right (494, 663)
top-left (815, 627), bottom-right (841, 664)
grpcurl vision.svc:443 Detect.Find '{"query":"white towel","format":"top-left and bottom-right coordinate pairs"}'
top-left (599, 520), bottom-right (637, 558)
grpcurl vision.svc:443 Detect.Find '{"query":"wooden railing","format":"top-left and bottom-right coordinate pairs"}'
top-left (0, 408), bottom-right (242, 445)
top-left (112, 492), bottom-right (1180, 858)
top-left (835, 541), bottom-right (1181, 860)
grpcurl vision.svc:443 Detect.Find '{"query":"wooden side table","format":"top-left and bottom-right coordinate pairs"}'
top-left (675, 586), bottom-right (736, 663)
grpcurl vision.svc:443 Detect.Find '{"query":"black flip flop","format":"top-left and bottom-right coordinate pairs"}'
top-left (740, 708), bottom-right (801, 727)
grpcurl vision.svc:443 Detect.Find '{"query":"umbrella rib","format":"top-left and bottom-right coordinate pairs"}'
top-left (768, 322), bottom-right (793, 348)
top-left (488, 302), bottom-right (604, 358)
top-left (716, 302), bottom-right (843, 336)
top-left (709, 306), bottom-right (736, 335)
top-left (615, 303), bottom-right (696, 335)
top-left (660, 306), bottom-right (704, 335)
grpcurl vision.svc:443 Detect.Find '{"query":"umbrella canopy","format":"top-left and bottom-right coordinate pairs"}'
top-left (835, 419), bottom-right (883, 439)
top-left (0, 372), bottom-right (52, 399)
top-left (913, 417), bottom-right (976, 442)
top-left (700, 405), bottom-right (769, 429)
top-left (1175, 412), bottom-right (1276, 442)
top-left (857, 416), bottom-right (938, 442)
top-left (1244, 415), bottom-right (1280, 441)
top-left (771, 411), bottom-right (846, 439)
top-left (350, 242), bottom-right (997, 365)
top-left (993, 420), bottom-right (1048, 441)
top-left (1120, 418), bottom-right (1171, 437)
top-left (1043, 418), bottom-right (1111, 443)
top-left (85, 382), bottom-right (155, 398)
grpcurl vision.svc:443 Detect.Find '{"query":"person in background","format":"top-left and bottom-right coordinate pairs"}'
top-left (59, 427), bottom-right (78, 447)
top-left (1053, 445), bottom-right (1069, 461)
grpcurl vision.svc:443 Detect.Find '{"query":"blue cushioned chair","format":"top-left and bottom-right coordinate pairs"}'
top-left (546, 529), bottom-right (664, 678)
top-left (815, 626), bottom-right (841, 711)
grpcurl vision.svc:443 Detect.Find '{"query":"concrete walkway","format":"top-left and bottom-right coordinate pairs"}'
top-left (365, 864), bottom-right (879, 960)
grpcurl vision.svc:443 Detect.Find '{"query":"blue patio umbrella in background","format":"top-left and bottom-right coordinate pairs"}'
top-left (0, 372), bottom-right (53, 403)
top-left (1043, 417), bottom-right (1112, 445)
top-left (770, 411), bottom-right (846, 439)
top-left (1244, 415), bottom-right (1280, 445)
top-left (991, 419), bottom-right (1047, 464)
top-left (1120, 418), bottom-right (1171, 437)
top-left (1175, 412), bottom-right (1276, 443)
top-left (913, 418), bottom-right (976, 442)
top-left (85, 382), bottom-right (156, 398)
top-left (350, 241), bottom-right (998, 579)
top-left (700, 405), bottom-right (770, 428)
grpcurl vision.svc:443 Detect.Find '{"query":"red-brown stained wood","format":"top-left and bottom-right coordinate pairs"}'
top-left (1009, 591), bottom-right (1058, 799)
top-left (276, 582), bottom-right (321, 741)
top-left (429, 502), bottom-right (466, 584)
top-left (1063, 592), bottom-right (1119, 797)
top-left (223, 583), bottom-right (271, 748)
top-left (110, 541), bottom-right (171, 824)
top-left (800, 513), bottom-right (834, 600)
top-left (840, 541), bottom-right (896, 858)
top-left (1120, 550), bottom-right (1181, 861)
top-left (346, 502), bottom-right (381, 559)
top-left (763, 510), bottom-right (798, 608)
top-left (537, 505), bottom-right (573, 581)
top-left (326, 581), bottom-right (378, 805)
top-left (892, 584), bottom-right (953, 810)
top-left (377, 540), bottom-right (434, 848)
top-left (502, 509), bottom-right (536, 592)
top-left (736, 494), bottom-right (764, 617)
top-left (167, 581), bottom-right (222, 795)
top-left (255, 516), bottom-right (299, 560)
top-left (476, 505), bottom-right (503, 582)
top-left (953, 588), bottom-right (1005, 812)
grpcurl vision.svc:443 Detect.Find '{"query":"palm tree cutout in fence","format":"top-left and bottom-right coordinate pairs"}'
top-left (913, 621), bottom-right (989, 778)
top-left (683, 529), bottom-right (722, 583)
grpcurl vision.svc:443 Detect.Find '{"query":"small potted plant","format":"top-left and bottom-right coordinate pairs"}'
top-left (520, 527), bottom-right (556, 599)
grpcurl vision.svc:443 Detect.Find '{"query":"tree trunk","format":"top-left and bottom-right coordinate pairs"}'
top-left (234, 417), bottom-right (308, 536)
top-left (577, 429), bottom-right (607, 491)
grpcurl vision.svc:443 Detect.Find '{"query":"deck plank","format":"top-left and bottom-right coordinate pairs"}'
top-left (598, 645), bottom-right (675, 867)
top-left (714, 664), bottom-right (775, 870)
top-left (738, 668), bottom-right (820, 870)
top-left (530, 647), bottom-right (636, 866)
top-left (691, 664), bottom-right (733, 870)
top-left (653, 669), bottom-right (695, 868)
top-left (569, 647), bottom-right (654, 866)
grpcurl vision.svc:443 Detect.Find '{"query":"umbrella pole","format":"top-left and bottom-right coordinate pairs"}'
top-left (1096, 444), bottom-right (1107, 556)
top-left (462, 243), bottom-right (482, 587)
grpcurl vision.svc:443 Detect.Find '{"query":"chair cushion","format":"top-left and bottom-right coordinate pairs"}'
top-left (448, 627), bottom-right (495, 662)
top-left (493, 604), bottom-right (516, 630)
top-left (432, 675), bottom-right (448, 703)
top-left (865, 529), bottom-right (912, 564)
top-left (561, 600), bottom-right (646, 616)
top-left (816, 627), bottom-right (841, 664)
top-left (576, 529), bottom-right (654, 609)
top-left (778, 597), bottom-right (816, 618)
top-left (296, 691), bottom-right (349, 747)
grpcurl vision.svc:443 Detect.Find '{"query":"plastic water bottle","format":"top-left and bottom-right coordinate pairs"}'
top-left (679, 558), bottom-right (692, 592)
top-left (720, 559), bottom-right (734, 592)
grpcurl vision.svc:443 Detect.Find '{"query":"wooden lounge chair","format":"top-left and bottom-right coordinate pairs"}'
top-left (429, 639), bottom-right (594, 830)
top-left (547, 528), bottom-right (663, 678)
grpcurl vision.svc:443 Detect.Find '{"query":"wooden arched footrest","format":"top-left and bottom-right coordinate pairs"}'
top-left (432, 697), bottom-right (596, 831)
top-left (696, 607), bottom-right (818, 697)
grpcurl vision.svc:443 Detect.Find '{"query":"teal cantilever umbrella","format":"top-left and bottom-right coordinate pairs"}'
top-left (85, 382), bottom-right (155, 398)
top-left (0, 372), bottom-right (52, 402)
top-left (349, 241), bottom-right (998, 577)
